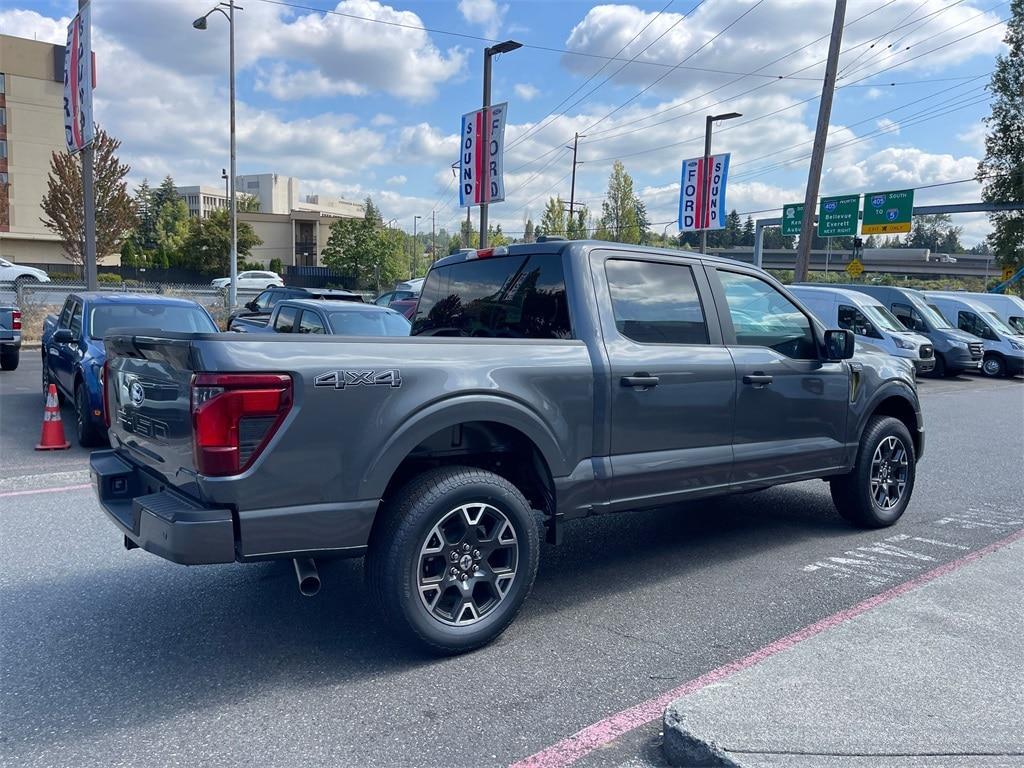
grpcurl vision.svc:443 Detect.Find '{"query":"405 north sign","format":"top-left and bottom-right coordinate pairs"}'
top-left (862, 189), bottom-right (914, 235)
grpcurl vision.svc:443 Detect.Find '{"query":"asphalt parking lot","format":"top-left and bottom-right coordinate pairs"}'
top-left (1, 356), bottom-right (1022, 767)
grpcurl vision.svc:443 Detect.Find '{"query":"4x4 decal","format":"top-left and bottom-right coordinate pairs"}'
top-left (314, 369), bottom-right (402, 389)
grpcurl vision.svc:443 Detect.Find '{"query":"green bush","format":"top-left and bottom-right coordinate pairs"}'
top-left (269, 258), bottom-right (284, 275)
top-left (47, 271), bottom-right (79, 282)
top-left (97, 273), bottom-right (123, 284)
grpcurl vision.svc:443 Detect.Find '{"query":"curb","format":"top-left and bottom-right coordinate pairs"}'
top-left (662, 707), bottom-right (739, 767)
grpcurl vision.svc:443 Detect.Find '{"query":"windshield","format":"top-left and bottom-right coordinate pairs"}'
top-left (983, 311), bottom-right (1018, 337)
top-left (328, 310), bottom-right (411, 337)
top-left (910, 298), bottom-right (952, 329)
top-left (90, 304), bottom-right (217, 338)
top-left (1008, 316), bottom-right (1024, 334)
top-left (861, 304), bottom-right (906, 333)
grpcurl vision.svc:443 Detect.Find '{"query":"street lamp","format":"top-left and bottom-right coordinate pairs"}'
top-left (412, 215), bottom-right (422, 278)
top-left (480, 39), bottom-right (522, 249)
top-left (700, 111), bottom-right (742, 255)
top-left (221, 168), bottom-right (228, 203)
top-left (194, 1), bottom-right (241, 310)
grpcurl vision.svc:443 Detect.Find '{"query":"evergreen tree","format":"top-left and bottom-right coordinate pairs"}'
top-left (864, 234), bottom-right (880, 248)
top-left (979, 0), bottom-right (1024, 281)
top-left (150, 175), bottom-right (180, 214)
top-left (539, 196), bottom-right (566, 237)
top-left (598, 161), bottom-right (641, 244)
top-left (319, 198), bottom-right (401, 289)
top-left (635, 197), bottom-right (650, 244)
top-left (567, 206), bottom-right (588, 239)
top-left (133, 178), bottom-right (156, 250)
top-left (154, 197), bottom-right (191, 266)
top-left (181, 209), bottom-right (261, 275)
top-left (741, 216), bottom-right (755, 247)
top-left (721, 210), bottom-right (742, 248)
top-left (523, 218), bottom-right (535, 243)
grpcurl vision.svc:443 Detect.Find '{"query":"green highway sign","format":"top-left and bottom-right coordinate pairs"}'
top-left (781, 202), bottom-right (805, 236)
top-left (862, 189), bottom-right (914, 234)
top-left (818, 195), bottom-right (860, 238)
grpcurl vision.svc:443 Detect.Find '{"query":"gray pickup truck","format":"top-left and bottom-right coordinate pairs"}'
top-left (91, 241), bottom-right (924, 653)
top-left (1, 304), bottom-right (21, 370)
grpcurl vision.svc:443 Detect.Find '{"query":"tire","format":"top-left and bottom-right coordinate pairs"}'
top-left (74, 383), bottom-right (105, 448)
top-left (830, 415), bottom-right (916, 529)
top-left (366, 466), bottom-right (540, 655)
top-left (14, 275), bottom-right (39, 291)
top-left (981, 354), bottom-right (1005, 378)
top-left (930, 353), bottom-right (946, 378)
top-left (0, 348), bottom-right (18, 371)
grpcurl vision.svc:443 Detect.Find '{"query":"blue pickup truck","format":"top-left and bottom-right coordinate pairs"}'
top-left (42, 293), bottom-right (218, 446)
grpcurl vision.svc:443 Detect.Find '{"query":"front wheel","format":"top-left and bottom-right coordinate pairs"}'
top-left (75, 384), bottom-right (105, 447)
top-left (930, 353), bottom-right (946, 378)
top-left (982, 354), bottom-right (1005, 378)
top-left (366, 466), bottom-right (540, 655)
top-left (830, 416), bottom-right (916, 528)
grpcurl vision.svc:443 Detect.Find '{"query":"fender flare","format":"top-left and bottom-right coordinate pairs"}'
top-left (855, 379), bottom-right (921, 444)
top-left (358, 393), bottom-right (568, 500)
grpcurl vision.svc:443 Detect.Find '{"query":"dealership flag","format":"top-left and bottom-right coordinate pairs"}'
top-left (678, 153), bottom-right (730, 231)
top-left (460, 103), bottom-right (508, 208)
top-left (63, 2), bottom-right (95, 154)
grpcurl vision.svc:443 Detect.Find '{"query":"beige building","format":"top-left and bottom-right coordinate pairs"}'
top-left (0, 34), bottom-right (67, 265)
top-left (177, 184), bottom-right (231, 219)
top-left (240, 209), bottom-right (353, 268)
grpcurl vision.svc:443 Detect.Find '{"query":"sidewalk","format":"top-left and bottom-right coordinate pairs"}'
top-left (663, 535), bottom-right (1024, 767)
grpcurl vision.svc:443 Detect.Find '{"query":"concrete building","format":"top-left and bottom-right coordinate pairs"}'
top-left (0, 34), bottom-right (67, 265)
top-left (176, 185), bottom-right (230, 219)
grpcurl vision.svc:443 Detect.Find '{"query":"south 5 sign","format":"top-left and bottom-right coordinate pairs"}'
top-left (862, 189), bottom-right (914, 234)
top-left (460, 102), bottom-right (508, 208)
top-left (678, 153), bottom-right (730, 231)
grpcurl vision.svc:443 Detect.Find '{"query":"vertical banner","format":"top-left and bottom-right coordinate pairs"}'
top-left (63, 2), bottom-right (95, 154)
top-left (460, 102), bottom-right (508, 208)
top-left (678, 153), bottom-right (730, 231)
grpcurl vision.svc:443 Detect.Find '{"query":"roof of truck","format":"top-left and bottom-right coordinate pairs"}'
top-left (279, 298), bottom-right (400, 314)
top-left (69, 292), bottom-right (205, 307)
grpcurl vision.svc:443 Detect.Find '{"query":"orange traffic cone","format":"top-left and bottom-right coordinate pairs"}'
top-left (36, 383), bottom-right (71, 451)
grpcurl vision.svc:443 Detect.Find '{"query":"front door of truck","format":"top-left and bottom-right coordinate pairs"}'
top-left (592, 251), bottom-right (736, 510)
top-left (708, 268), bottom-right (850, 485)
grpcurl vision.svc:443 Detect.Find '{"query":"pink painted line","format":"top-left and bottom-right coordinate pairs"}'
top-left (510, 526), bottom-right (1024, 768)
top-left (0, 483), bottom-right (91, 499)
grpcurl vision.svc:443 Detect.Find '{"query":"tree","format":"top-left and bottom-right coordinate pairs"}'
top-left (567, 206), bottom-right (588, 239)
top-left (488, 224), bottom-right (509, 247)
top-left (523, 218), bottom-right (536, 244)
top-left (597, 161), bottom-right (641, 244)
top-left (539, 196), bottom-right (566, 237)
top-left (741, 216), bottom-right (755, 247)
top-left (150, 175), bottom-right (180, 215)
top-left (237, 193), bottom-right (261, 213)
top-left (182, 208), bottom-right (262, 275)
top-left (320, 197), bottom-right (404, 289)
top-left (40, 127), bottom-right (137, 264)
top-left (979, 0), bottom-right (1024, 280)
top-left (153, 197), bottom-right (191, 266)
top-left (133, 178), bottom-right (156, 251)
top-left (635, 197), bottom-right (651, 244)
top-left (864, 234), bottom-right (880, 248)
top-left (721, 210), bottom-right (743, 248)
top-left (906, 214), bottom-right (963, 252)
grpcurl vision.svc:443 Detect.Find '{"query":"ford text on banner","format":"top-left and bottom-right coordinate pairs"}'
top-left (460, 102), bottom-right (508, 208)
top-left (63, 2), bottom-right (95, 154)
top-left (678, 153), bottom-right (730, 232)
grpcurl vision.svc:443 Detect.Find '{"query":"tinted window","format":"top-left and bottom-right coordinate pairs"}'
top-left (891, 302), bottom-right (926, 333)
top-left (329, 309), bottom-right (411, 337)
top-left (838, 304), bottom-right (881, 339)
top-left (1008, 315), bottom-right (1024, 334)
top-left (274, 306), bottom-right (298, 333)
top-left (58, 299), bottom-right (74, 329)
top-left (90, 304), bottom-right (216, 338)
top-left (605, 259), bottom-right (708, 344)
top-left (69, 302), bottom-right (83, 337)
top-left (298, 310), bottom-right (325, 334)
top-left (412, 253), bottom-right (571, 339)
top-left (253, 291), bottom-right (275, 312)
top-left (718, 271), bottom-right (816, 359)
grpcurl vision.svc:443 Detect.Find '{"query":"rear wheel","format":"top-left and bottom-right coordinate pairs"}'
top-left (830, 416), bottom-right (916, 528)
top-left (0, 348), bottom-right (18, 371)
top-left (366, 466), bottom-right (540, 655)
top-left (74, 383), bottom-right (105, 447)
top-left (14, 275), bottom-right (39, 291)
top-left (982, 354), bottom-right (1005, 378)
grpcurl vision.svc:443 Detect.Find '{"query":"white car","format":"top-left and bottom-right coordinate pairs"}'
top-left (0, 258), bottom-right (51, 286)
top-left (211, 270), bottom-right (284, 290)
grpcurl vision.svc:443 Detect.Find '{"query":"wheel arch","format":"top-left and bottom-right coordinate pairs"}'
top-left (860, 384), bottom-right (922, 459)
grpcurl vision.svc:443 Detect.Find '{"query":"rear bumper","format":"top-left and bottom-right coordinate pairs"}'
top-left (0, 330), bottom-right (20, 349)
top-left (90, 450), bottom-right (236, 565)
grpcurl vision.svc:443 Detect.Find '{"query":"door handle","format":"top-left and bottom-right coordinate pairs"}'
top-left (742, 373), bottom-right (773, 386)
top-left (620, 374), bottom-right (660, 389)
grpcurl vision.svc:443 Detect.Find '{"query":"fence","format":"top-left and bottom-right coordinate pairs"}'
top-left (13, 262), bottom-right (216, 286)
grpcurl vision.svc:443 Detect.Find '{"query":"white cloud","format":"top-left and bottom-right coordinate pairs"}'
top-left (398, 123), bottom-right (460, 163)
top-left (876, 117), bottom-right (900, 135)
top-left (957, 123), bottom-right (987, 154)
top-left (255, 64), bottom-right (367, 100)
top-left (372, 114), bottom-right (398, 127)
top-left (387, 175), bottom-right (408, 185)
top-left (458, 0), bottom-right (508, 39)
top-left (514, 83), bottom-right (540, 101)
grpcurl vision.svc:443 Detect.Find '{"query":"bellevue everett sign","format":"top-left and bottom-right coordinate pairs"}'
top-left (817, 195), bottom-right (860, 238)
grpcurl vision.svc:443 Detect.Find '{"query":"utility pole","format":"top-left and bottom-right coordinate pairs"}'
top-left (431, 210), bottom-right (436, 265)
top-left (79, 0), bottom-right (97, 291)
top-left (568, 132), bottom-right (583, 225)
top-left (795, 0), bottom-right (848, 282)
top-left (412, 215), bottom-right (421, 278)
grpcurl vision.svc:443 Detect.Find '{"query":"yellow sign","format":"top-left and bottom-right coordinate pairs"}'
top-left (846, 258), bottom-right (864, 278)
top-left (1003, 266), bottom-right (1015, 282)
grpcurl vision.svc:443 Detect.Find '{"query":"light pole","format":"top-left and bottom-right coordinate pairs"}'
top-left (194, 1), bottom-right (240, 310)
top-left (221, 168), bottom-right (229, 204)
top-left (700, 112), bottom-right (742, 255)
top-left (480, 40), bottom-right (522, 249)
top-left (412, 215), bottom-right (422, 278)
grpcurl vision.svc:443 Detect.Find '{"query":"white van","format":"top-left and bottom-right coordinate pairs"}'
top-left (788, 286), bottom-right (935, 374)
top-left (924, 292), bottom-right (1024, 378)
top-left (937, 292), bottom-right (1024, 336)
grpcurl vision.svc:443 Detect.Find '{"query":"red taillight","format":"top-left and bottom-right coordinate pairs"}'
top-left (475, 248), bottom-right (495, 259)
top-left (11, 310), bottom-right (21, 331)
top-left (190, 373), bottom-right (292, 477)
top-left (102, 361), bottom-right (111, 428)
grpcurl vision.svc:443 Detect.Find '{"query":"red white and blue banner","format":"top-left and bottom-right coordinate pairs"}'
top-left (678, 153), bottom-right (730, 231)
top-left (63, 1), bottom-right (95, 154)
top-left (460, 102), bottom-right (508, 208)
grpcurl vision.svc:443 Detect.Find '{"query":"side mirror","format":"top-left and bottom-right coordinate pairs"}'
top-left (52, 328), bottom-right (74, 345)
top-left (245, 300), bottom-right (259, 311)
top-left (824, 329), bottom-right (855, 360)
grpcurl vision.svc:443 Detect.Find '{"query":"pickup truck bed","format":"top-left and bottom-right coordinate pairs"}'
top-left (92, 240), bottom-right (924, 653)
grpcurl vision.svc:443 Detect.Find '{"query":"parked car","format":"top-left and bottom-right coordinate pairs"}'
top-left (373, 289), bottom-right (417, 307)
top-left (942, 291), bottom-right (1024, 336)
top-left (0, 258), bottom-right (51, 288)
top-left (232, 299), bottom-right (410, 336)
top-left (42, 293), bottom-right (219, 446)
top-left (229, 286), bottom-right (364, 327)
top-left (93, 241), bottom-right (924, 653)
top-left (819, 284), bottom-right (983, 377)
top-left (787, 286), bottom-right (935, 375)
top-left (924, 292), bottom-right (1024, 378)
top-left (387, 297), bottom-right (419, 320)
top-left (210, 270), bottom-right (284, 290)
top-left (1, 304), bottom-right (22, 370)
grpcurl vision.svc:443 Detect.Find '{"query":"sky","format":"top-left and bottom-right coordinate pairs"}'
top-left (1, 0), bottom-right (1008, 244)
